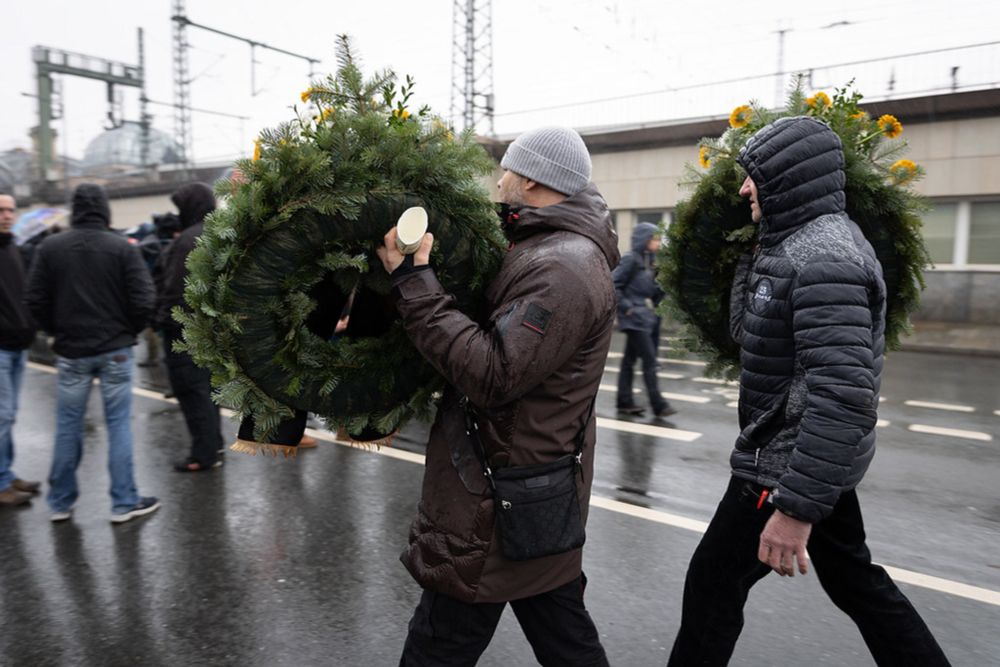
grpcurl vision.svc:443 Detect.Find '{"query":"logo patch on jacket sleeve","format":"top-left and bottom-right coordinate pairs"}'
top-left (521, 302), bottom-right (552, 335)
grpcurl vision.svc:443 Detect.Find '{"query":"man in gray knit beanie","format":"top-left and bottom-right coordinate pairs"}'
top-left (499, 126), bottom-right (592, 197)
top-left (379, 126), bottom-right (618, 664)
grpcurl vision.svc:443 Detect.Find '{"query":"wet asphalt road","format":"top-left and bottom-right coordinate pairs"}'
top-left (1, 335), bottom-right (998, 666)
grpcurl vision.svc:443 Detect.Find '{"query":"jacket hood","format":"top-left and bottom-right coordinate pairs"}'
top-left (506, 183), bottom-right (620, 270)
top-left (171, 182), bottom-right (216, 229)
top-left (630, 222), bottom-right (658, 253)
top-left (737, 116), bottom-right (845, 246)
top-left (71, 184), bottom-right (111, 228)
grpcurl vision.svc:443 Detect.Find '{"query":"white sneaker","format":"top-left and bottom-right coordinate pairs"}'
top-left (50, 510), bottom-right (73, 522)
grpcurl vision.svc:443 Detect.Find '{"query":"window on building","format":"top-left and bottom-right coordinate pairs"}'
top-left (636, 211), bottom-right (666, 226)
top-left (969, 201), bottom-right (1000, 265)
top-left (921, 203), bottom-right (957, 265)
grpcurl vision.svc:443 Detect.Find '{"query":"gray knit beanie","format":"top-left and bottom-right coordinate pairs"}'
top-left (500, 126), bottom-right (592, 196)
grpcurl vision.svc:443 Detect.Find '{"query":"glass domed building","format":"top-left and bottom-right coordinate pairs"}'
top-left (82, 121), bottom-right (183, 174)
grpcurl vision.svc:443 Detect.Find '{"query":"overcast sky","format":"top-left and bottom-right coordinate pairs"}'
top-left (3, 0), bottom-right (998, 164)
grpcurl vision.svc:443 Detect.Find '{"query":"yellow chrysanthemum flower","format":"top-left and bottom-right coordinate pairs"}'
top-left (851, 111), bottom-right (869, 121)
top-left (806, 91), bottom-right (831, 110)
top-left (321, 107), bottom-right (334, 121)
top-left (878, 114), bottom-right (903, 139)
top-left (889, 159), bottom-right (918, 184)
top-left (252, 139), bottom-right (261, 162)
top-left (729, 104), bottom-right (752, 128)
top-left (300, 88), bottom-right (314, 103)
top-left (698, 146), bottom-right (711, 169)
top-left (392, 108), bottom-right (411, 120)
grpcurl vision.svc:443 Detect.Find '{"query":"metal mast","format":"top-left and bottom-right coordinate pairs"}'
top-left (138, 28), bottom-right (151, 169)
top-left (450, 0), bottom-right (494, 135)
top-left (172, 0), bottom-right (193, 173)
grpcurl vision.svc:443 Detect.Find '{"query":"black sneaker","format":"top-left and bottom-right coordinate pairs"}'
top-left (111, 497), bottom-right (161, 524)
top-left (654, 405), bottom-right (678, 419)
top-left (616, 405), bottom-right (646, 416)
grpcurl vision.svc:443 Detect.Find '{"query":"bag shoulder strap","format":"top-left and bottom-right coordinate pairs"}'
top-left (463, 396), bottom-right (596, 482)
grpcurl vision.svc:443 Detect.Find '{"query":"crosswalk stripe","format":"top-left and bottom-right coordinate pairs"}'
top-left (908, 424), bottom-right (992, 442)
top-left (903, 400), bottom-right (975, 413)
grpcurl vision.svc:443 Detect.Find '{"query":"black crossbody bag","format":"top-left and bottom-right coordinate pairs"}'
top-left (463, 398), bottom-right (593, 561)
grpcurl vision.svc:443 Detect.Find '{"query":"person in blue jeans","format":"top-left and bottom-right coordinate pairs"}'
top-left (0, 192), bottom-right (40, 507)
top-left (26, 184), bottom-right (160, 524)
top-left (613, 222), bottom-right (675, 419)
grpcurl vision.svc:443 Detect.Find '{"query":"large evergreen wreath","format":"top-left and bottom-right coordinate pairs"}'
top-left (659, 82), bottom-right (930, 377)
top-left (175, 37), bottom-right (506, 448)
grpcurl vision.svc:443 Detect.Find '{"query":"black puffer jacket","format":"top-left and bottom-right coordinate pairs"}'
top-left (25, 184), bottom-right (155, 359)
top-left (729, 116), bottom-right (886, 523)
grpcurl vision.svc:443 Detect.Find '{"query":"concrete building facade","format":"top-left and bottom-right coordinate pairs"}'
top-left (485, 88), bottom-right (1000, 326)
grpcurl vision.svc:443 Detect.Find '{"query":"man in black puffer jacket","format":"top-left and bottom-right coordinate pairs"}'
top-left (668, 117), bottom-right (949, 666)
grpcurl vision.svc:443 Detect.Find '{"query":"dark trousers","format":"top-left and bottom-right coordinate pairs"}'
top-left (400, 574), bottom-right (608, 667)
top-left (668, 476), bottom-right (951, 666)
top-left (617, 328), bottom-right (667, 412)
top-left (165, 329), bottom-right (222, 465)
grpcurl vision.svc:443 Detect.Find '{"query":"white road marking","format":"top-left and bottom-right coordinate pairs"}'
top-left (903, 400), bottom-right (975, 413)
top-left (662, 358), bottom-right (709, 367)
top-left (26, 361), bottom-right (1000, 607)
top-left (590, 495), bottom-right (710, 532)
top-left (994, 410), bottom-right (1000, 417)
top-left (603, 365), bottom-right (685, 380)
top-left (132, 386), bottom-right (178, 405)
top-left (606, 352), bottom-right (708, 367)
top-left (598, 385), bottom-right (710, 404)
top-left (725, 401), bottom-right (739, 408)
top-left (881, 566), bottom-right (1000, 607)
top-left (600, 384), bottom-right (641, 395)
top-left (662, 392), bottom-right (711, 405)
top-left (596, 417), bottom-right (702, 442)
top-left (908, 424), bottom-right (993, 442)
top-left (877, 419), bottom-right (890, 428)
top-left (693, 377), bottom-right (739, 387)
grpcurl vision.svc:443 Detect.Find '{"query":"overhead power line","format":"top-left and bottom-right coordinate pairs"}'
top-left (496, 39), bottom-right (1000, 118)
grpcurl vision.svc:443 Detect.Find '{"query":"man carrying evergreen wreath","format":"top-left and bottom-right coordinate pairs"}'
top-left (668, 116), bottom-right (950, 666)
top-left (377, 126), bottom-right (618, 666)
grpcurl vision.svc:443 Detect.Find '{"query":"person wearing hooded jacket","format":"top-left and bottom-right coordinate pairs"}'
top-left (25, 183), bottom-right (159, 524)
top-left (667, 117), bottom-right (949, 666)
top-left (0, 193), bottom-right (40, 507)
top-left (377, 126), bottom-right (617, 666)
top-left (613, 222), bottom-right (675, 419)
top-left (155, 182), bottom-right (226, 472)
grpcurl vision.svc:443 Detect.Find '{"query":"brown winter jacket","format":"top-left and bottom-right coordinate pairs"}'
top-left (392, 184), bottom-right (620, 603)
